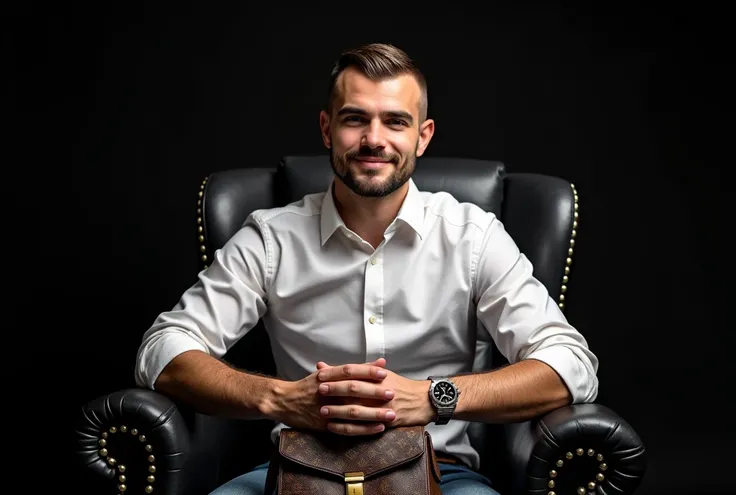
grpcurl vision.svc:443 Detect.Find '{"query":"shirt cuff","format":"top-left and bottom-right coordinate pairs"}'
top-left (135, 333), bottom-right (209, 390)
top-left (526, 345), bottom-right (598, 404)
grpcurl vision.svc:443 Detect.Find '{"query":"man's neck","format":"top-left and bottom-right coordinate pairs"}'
top-left (333, 180), bottom-right (410, 249)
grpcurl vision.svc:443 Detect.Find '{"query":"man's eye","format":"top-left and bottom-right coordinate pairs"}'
top-left (344, 116), bottom-right (364, 123)
top-left (388, 119), bottom-right (407, 126)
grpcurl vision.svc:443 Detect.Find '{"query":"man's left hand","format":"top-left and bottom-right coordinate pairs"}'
top-left (315, 360), bottom-right (435, 435)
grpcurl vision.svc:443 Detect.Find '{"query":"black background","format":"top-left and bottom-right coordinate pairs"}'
top-left (8, 3), bottom-right (730, 494)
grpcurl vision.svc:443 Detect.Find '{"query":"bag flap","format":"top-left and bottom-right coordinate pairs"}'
top-left (279, 426), bottom-right (426, 479)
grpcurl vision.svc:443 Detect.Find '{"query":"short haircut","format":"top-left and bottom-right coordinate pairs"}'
top-left (326, 43), bottom-right (428, 122)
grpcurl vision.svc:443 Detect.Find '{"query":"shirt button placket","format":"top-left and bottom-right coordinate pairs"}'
top-left (363, 253), bottom-right (384, 361)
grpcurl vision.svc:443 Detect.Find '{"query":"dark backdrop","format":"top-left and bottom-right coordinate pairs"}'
top-left (8, 3), bottom-right (729, 494)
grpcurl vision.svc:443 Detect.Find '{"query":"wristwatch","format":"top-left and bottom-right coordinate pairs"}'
top-left (427, 376), bottom-right (460, 425)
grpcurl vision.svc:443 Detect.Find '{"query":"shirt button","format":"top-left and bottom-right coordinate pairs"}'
top-left (368, 316), bottom-right (377, 324)
top-left (370, 258), bottom-right (377, 265)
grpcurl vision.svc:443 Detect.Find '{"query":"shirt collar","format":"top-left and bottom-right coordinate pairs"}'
top-left (320, 178), bottom-right (425, 246)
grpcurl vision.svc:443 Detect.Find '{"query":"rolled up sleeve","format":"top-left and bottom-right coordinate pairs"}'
top-left (135, 215), bottom-right (272, 390)
top-left (473, 215), bottom-right (599, 403)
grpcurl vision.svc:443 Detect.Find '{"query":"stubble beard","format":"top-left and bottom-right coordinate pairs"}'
top-left (329, 142), bottom-right (418, 198)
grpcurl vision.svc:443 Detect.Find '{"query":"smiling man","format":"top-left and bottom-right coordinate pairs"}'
top-left (135, 43), bottom-right (599, 495)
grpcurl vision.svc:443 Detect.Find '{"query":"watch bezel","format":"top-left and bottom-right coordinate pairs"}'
top-left (428, 378), bottom-right (460, 408)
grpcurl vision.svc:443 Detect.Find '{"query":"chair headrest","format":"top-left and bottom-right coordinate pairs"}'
top-left (277, 155), bottom-right (506, 215)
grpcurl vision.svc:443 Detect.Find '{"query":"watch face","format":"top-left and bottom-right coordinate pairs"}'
top-left (432, 380), bottom-right (457, 405)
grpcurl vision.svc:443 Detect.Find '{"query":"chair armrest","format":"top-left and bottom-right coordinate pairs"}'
top-left (74, 388), bottom-right (191, 495)
top-left (505, 403), bottom-right (646, 494)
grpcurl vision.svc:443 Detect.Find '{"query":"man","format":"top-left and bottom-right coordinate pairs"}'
top-left (135, 43), bottom-right (599, 495)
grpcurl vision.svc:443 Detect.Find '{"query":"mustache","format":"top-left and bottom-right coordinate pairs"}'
top-left (346, 148), bottom-right (400, 164)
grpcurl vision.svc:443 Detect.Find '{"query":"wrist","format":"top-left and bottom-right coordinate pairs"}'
top-left (416, 379), bottom-right (434, 425)
top-left (257, 377), bottom-right (290, 421)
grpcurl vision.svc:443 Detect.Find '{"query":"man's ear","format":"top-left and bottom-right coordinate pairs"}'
top-left (319, 110), bottom-right (331, 149)
top-left (416, 118), bottom-right (435, 157)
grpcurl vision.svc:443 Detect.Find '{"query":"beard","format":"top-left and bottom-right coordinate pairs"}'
top-left (330, 142), bottom-right (418, 198)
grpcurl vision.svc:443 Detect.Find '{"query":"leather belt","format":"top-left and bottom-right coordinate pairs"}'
top-left (435, 452), bottom-right (468, 467)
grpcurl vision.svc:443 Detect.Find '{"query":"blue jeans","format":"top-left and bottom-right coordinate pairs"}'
top-left (210, 461), bottom-right (500, 495)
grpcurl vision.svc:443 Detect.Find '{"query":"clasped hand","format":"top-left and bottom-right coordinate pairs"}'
top-left (275, 358), bottom-right (433, 436)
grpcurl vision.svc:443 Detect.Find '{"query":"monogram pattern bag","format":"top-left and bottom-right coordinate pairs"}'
top-left (265, 426), bottom-right (442, 494)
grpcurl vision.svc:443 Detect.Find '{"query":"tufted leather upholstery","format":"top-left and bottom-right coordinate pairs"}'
top-left (74, 155), bottom-right (647, 495)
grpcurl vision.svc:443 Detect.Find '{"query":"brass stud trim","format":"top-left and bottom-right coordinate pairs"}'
top-left (198, 176), bottom-right (210, 270)
top-left (97, 426), bottom-right (156, 493)
top-left (549, 447), bottom-right (606, 493)
top-left (559, 183), bottom-right (578, 311)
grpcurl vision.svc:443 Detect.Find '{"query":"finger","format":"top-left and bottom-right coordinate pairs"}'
top-left (320, 405), bottom-right (396, 423)
top-left (372, 357), bottom-right (387, 368)
top-left (318, 380), bottom-right (394, 401)
top-left (327, 422), bottom-right (386, 436)
top-left (318, 363), bottom-right (387, 382)
top-left (316, 357), bottom-right (386, 371)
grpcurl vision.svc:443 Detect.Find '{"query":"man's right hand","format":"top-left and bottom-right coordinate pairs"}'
top-left (264, 358), bottom-right (396, 436)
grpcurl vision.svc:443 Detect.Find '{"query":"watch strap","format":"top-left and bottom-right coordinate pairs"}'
top-left (435, 407), bottom-right (454, 425)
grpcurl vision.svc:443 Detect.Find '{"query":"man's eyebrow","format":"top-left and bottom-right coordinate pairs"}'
top-left (337, 106), bottom-right (414, 124)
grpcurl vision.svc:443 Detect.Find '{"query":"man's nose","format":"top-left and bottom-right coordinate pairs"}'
top-left (361, 120), bottom-right (387, 149)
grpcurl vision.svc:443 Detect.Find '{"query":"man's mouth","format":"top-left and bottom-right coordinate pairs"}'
top-left (353, 158), bottom-right (391, 170)
top-left (356, 157), bottom-right (390, 162)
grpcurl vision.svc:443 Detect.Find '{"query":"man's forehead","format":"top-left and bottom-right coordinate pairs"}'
top-left (335, 68), bottom-right (421, 113)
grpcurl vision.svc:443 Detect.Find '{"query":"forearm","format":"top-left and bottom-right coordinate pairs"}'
top-left (451, 358), bottom-right (572, 423)
top-left (154, 349), bottom-right (284, 421)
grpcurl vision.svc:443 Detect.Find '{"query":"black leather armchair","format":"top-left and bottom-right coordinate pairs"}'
top-left (74, 156), bottom-right (647, 495)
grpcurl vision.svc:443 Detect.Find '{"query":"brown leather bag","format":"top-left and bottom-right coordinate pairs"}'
top-left (265, 426), bottom-right (442, 494)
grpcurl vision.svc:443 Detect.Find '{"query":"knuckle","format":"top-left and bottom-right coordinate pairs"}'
top-left (342, 365), bottom-right (352, 377)
top-left (349, 407), bottom-right (360, 418)
top-left (349, 382), bottom-right (360, 393)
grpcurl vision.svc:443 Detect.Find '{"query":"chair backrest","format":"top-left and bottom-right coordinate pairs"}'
top-left (189, 155), bottom-right (578, 491)
top-left (199, 155), bottom-right (576, 310)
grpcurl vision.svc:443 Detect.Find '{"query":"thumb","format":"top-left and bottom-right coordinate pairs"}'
top-left (316, 357), bottom-right (387, 370)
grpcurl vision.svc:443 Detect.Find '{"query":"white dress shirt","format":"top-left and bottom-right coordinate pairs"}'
top-left (135, 178), bottom-right (599, 470)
